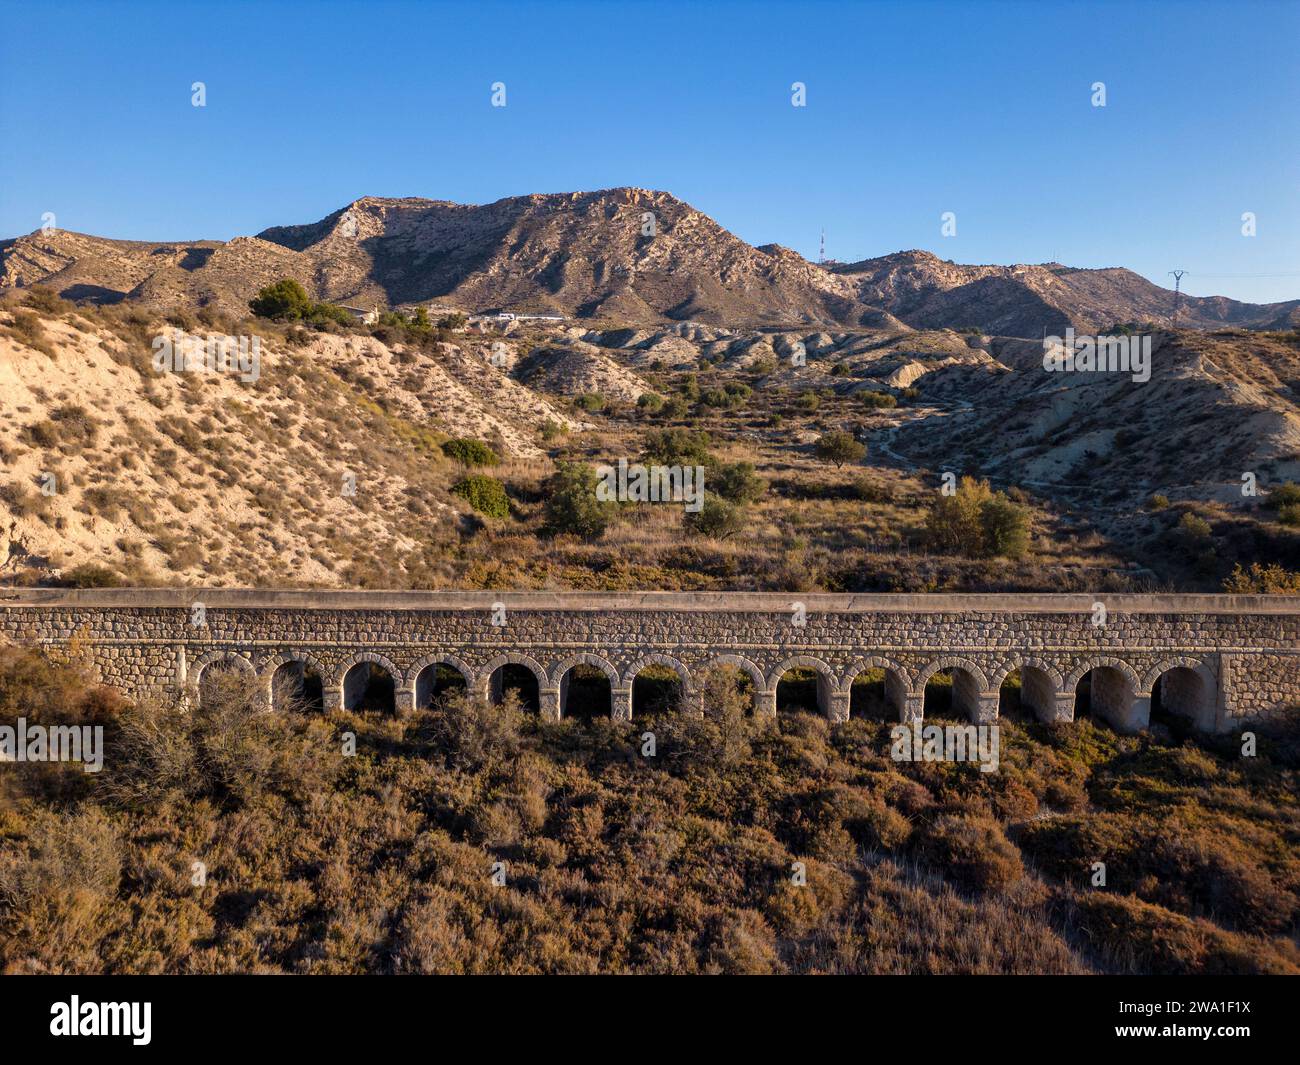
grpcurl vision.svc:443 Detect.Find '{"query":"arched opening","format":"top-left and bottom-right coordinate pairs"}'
top-left (559, 664), bottom-right (611, 721)
top-left (632, 664), bottom-right (684, 718)
top-left (1150, 666), bottom-right (1212, 731)
top-left (415, 661), bottom-right (468, 708)
top-left (1018, 664), bottom-right (1059, 723)
top-left (271, 659), bottom-right (324, 712)
top-left (197, 659), bottom-right (252, 708)
top-left (998, 669), bottom-right (1022, 717)
top-left (919, 665), bottom-right (985, 722)
top-left (849, 667), bottom-right (907, 720)
top-left (489, 663), bottom-right (540, 713)
top-left (1074, 666), bottom-right (1136, 731)
top-left (698, 662), bottom-right (756, 717)
top-left (343, 661), bottom-right (396, 714)
top-left (776, 667), bottom-right (830, 717)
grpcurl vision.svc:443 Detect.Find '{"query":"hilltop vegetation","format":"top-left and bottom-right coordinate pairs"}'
top-left (1, 648), bottom-right (1297, 974)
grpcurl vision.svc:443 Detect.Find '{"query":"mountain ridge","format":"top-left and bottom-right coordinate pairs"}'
top-left (2, 188), bottom-right (1296, 337)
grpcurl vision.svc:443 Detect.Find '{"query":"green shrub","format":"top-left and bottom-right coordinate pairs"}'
top-left (249, 279), bottom-right (313, 320)
top-left (642, 428), bottom-right (713, 466)
top-left (575, 393), bottom-right (605, 412)
top-left (859, 390), bottom-right (897, 409)
top-left (814, 431), bottom-right (866, 468)
top-left (441, 438), bottom-right (499, 466)
top-left (452, 475), bottom-right (510, 519)
top-left (1267, 482), bottom-right (1300, 508)
top-left (685, 496), bottom-right (745, 539)
top-left (544, 462), bottom-right (613, 539)
top-left (712, 462), bottom-right (766, 504)
top-left (924, 475), bottom-right (1030, 559)
top-left (1277, 503), bottom-right (1300, 527)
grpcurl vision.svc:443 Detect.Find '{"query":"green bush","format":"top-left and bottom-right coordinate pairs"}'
top-left (642, 428), bottom-right (713, 466)
top-left (544, 462), bottom-right (613, 539)
top-left (712, 462), bottom-right (766, 504)
top-left (814, 431), bottom-right (866, 468)
top-left (1268, 482), bottom-right (1300, 508)
top-left (685, 496), bottom-right (745, 539)
top-left (1277, 503), bottom-right (1300, 527)
top-left (441, 438), bottom-right (499, 466)
top-left (636, 393), bottom-right (664, 413)
top-left (924, 476), bottom-right (1030, 559)
top-left (859, 390), bottom-right (897, 409)
top-left (452, 475), bottom-right (510, 519)
top-left (249, 279), bottom-right (313, 320)
top-left (575, 393), bottom-right (605, 412)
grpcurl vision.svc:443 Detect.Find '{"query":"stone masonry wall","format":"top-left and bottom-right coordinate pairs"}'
top-left (1, 591), bottom-right (1297, 732)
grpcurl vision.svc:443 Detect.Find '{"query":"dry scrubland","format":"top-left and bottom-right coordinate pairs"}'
top-left (4, 287), bottom-right (1298, 593)
top-left (0, 646), bottom-right (1297, 974)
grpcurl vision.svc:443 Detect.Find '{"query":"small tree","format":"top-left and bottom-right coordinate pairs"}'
top-left (713, 461), bottom-right (766, 505)
top-left (249, 279), bottom-right (313, 320)
top-left (814, 430), bottom-right (866, 468)
top-left (543, 462), bottom-right (612, 539)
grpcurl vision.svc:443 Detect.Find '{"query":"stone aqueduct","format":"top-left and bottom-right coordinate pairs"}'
top-left (1, 590), bottom-right (1298, 733)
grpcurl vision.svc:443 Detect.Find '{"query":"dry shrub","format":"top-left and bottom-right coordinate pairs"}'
top-left (424, 689), bottom-right (522, 773)
top-left (96, 669), bottom-right (341, 810)
top-left (1068, 891), bottom-right (1300, 975)
top-left (0, 806), bottom-right (120, 912)
top-left (916, 814), bottom-right (1024, 894)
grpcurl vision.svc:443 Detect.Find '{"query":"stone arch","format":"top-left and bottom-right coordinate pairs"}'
top-left (189, 650), bottom-right (255, 688)
top-left (260, 650), bottom-right (327, 711)
top-left (479, 652), bottom-right (547, 694)
top-left (625, 653), bottom-right (694, 717)
top-left (339, 651), bottom-right (400, 714)
top-left (480, 652), bottom-right (546, 714)
top-left (1069, 657), bottom-right (1144, 732)
top-left (840, 656), bottom-right (911, 721)
top-left (622, 653), bottom-right (693, 693)
top-left (991, 656), bottom-right (1065, 723)
top-left (259, 649), bottom-right (328, 682)
top-left (1143, 656), bottom-right (1217, 731)
top-left (552, 653), bottom-right (618, 720)
top-left (408, 652), bottom-right (473, 709)
top-left (914, 656), bottom-right (990, 693)
top-left (709, 654), bottom-right (766, 695)
top-left (1065, 656), bottom-right (1143, 695)
top-left (915, 656), bottom-right (994, 723)
top-left (407, 652), bottom-right (474, 690)
top-left (838, 655), bottom-right (912, 692)
top-left (551, 653), bottom-right (620, 688)
top-left (1139, 655), bottom-right (1214, 696)
top-left (336, 651), bottom-right (401, 690)
top-left (769, 655), bottom-right (835, 717)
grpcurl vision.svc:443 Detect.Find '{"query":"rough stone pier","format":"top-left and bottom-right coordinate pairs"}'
top-left (1, 590), bottom-right (1297, 733)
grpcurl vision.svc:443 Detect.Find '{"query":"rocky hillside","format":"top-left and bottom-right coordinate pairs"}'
top-left (3, 189), bottom-right (1295, 336)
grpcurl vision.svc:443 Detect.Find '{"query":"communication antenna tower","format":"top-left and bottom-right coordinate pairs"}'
top-left (819, 228), bottom-right (826, 265)
top-left (1168, 270), bottom-right (1187, 322)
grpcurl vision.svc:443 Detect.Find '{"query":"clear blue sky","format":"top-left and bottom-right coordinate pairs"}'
top-left (2, 0), bottom-right (1296, 303)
